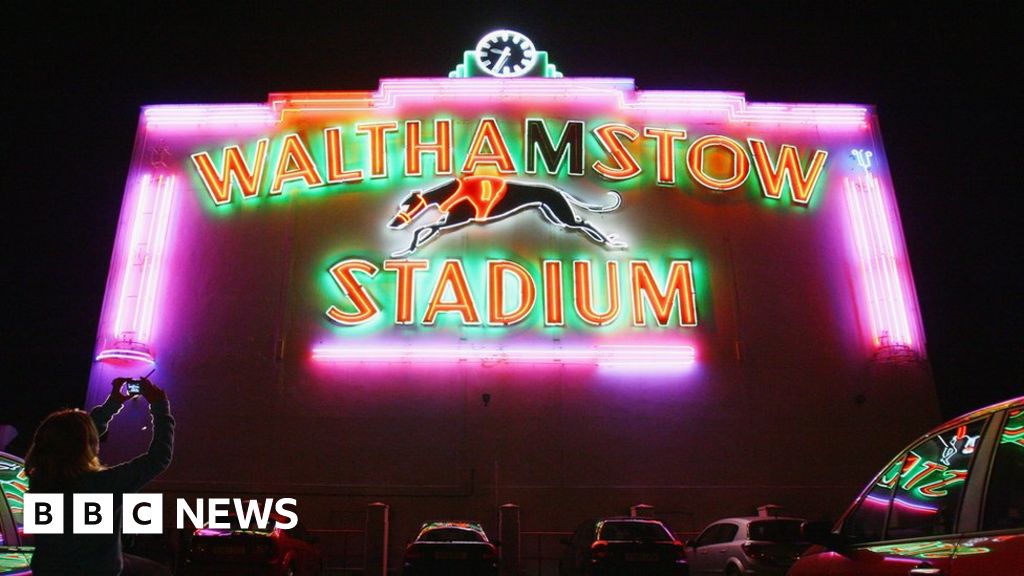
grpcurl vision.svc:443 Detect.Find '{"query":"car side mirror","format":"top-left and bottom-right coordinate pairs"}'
top-left (802, 520), bottom-right (842, 550)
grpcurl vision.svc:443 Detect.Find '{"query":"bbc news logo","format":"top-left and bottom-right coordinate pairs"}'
top-left (23, 494), bottom-right (298, 534)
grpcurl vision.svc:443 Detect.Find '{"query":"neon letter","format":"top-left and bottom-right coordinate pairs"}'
top-left (405, 119), bottom-right (453, 176)
top-left (356, 122), bottom-right (399, 178)
top-left (462, 118), bottom-right (516, 174)
top-left (687, 135), bottom-right (750, 191)
top-left (525, 119), bottom-right (585, 176)
top-left (190, 139), bottom-right (268, 205)
top-left (543, 260), bottom-right (564, 326)
top-left (573, 261), bottom-right (621, 326)
top-left (643, 127), bottom-right (687, 185)
top-left (324, 127), bottom-right (364, 183)
top-left (488, 260), bottom-right (537, 325)
top-left (591, 124), bottom-right (641, 181)
top-left (631, 261), bottom-right (698, 326)
top-left (326, 259), bottom-right (380, 325)
top-left (423, 260), bottom-right (480, 325)
top-left (270, 134), bottom-right (324, 194)
top-left (383, 259), bottom-right (429, 324)
top-left (749, 138), bottom-right (829, 204)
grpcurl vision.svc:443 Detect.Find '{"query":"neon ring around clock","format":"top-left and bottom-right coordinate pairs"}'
top-left (475, 30), bottom-right (538, 77)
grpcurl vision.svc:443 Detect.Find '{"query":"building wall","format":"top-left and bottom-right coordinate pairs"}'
top-left (86, 78), bottom-right (939, 562)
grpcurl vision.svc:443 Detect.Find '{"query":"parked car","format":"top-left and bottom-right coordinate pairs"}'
top-left (0, 451), bottom-right (31, 576)
top-left (182, 508), bottom-right (323, 576)
top-left (791, 395), bottom-right (1024, 576)
top-left (402, 521), bottom-right (498, 575)
top-left (686, 514), bottom-right (807, 575)
top-left (559, 516), bottom-right (688, 576)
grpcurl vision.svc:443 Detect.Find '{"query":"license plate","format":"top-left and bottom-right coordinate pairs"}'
top-left (625, 552), bottom-right (659, 562)
top-left (434, 551), bottom-right (468, 560)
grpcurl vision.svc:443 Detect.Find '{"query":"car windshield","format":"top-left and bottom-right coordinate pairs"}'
top-left (598, 521), bottom-right (673, 541)
top-left (419, 527), bottom-right (484, 542)
top-left (748, 520), bottom-right (804, 542)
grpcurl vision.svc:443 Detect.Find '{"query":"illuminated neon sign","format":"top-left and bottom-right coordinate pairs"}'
top-left (325, 258), bottom-right (696, 328)
top-left (189, 118), bottom-right (831, 209)
top-left (91, 31), bottom-right (925, 374)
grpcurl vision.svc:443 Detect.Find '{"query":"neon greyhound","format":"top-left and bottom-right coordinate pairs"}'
top-left (388, 176), bottom-right (626, 256)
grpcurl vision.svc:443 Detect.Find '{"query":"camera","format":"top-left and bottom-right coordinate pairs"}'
top-left (124, 379), bottom-right (143, 397)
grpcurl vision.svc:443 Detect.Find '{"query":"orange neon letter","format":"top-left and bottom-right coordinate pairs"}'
top-left (573, 261), bottom-right (621, 326)
top-left (326, 259), bottom-right (380, 325)
top-left (687, 135), bottom-right (750, 191)
top-left (488, 260), bottom-right (537, 325)
top-left (423, 260), bottom-right (480, 325)
top-left (748, 138), bottom-right (829, 204)
top-left (190, 139), bottom-right (269, 205)
top-left (643, 127), bottom-right (687, 185)
top-left (406, 119), bottom-right (453, 176)
top-left (356, 122), bottom-right (399, 178)
top-left (543, 260), bottom-right (564, 326)
top-left (630, 261), bottom-right (697, 326)
top-left (324, 127), bottom-right (364, 183)
top-left (270, 134), bottom-right (324, 194)
top-left (383, 259), bottom-right (429, 324)
top-left (592, 124), bottom-right (642, 181)
top-left (461, 118), bottom-right (516, 174)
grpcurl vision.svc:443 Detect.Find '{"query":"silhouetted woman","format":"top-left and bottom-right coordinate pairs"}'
top-left (26, 377), bottom-right (174, 576)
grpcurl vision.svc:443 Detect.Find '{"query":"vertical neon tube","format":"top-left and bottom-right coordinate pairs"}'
top-left (98, 173), bottom-right (176, 364)
top-left (845, 174), bottom-right (917, 351)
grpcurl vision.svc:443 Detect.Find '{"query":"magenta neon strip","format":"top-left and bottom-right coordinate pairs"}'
top-left (845, 175), bottom-right (916, 349)
top-left (100, 174), bottom-right (175, 364)
top-left (144, 104), bottom-right (276, 126)
top-left (865, 494), bottom-right (938, 513)
top-left (95, 349), bottom-right (156, 364)
top-left (311, 343), bottom-right (696, 368)
top-left (266, 78), bottom-right (867, 126)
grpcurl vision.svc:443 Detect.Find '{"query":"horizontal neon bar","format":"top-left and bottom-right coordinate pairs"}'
top-left (311, 343), bottom-right (696, 368)
top-left (96, 349), bottom-right (155, 364)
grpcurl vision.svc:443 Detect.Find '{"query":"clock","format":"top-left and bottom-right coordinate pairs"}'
top-left (474, 30), bottom-right (538, 78)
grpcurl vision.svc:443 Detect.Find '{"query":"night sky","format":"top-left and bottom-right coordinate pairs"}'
top-left (4, 3), bottom-right (1020, 452)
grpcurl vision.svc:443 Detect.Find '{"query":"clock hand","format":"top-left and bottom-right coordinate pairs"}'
top-left (493, 48), bottom-right (511, 72)
top-left (490, 48), bottom-right (505, 55)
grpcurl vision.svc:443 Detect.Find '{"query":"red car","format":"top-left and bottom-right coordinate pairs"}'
top-left (559, 517), bottom-right (688, 576)
top-left (791, 395), bottom-right (1024, 576)
top-left (402, 521), bottom-right (498, 575)
top-left (182, 509), bottom-right (323, 576)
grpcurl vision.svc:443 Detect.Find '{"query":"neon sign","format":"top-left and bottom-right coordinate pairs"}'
top-left (325, 258), bottom-right (697, 328)
top-left (90, 31), bottom-right (925, 374)
top-left (189, 118), bottom-right (831, 208)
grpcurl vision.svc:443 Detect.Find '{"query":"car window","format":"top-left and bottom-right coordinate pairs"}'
top-left (983, 408), bottom-right (1024, 530)
top-left (749, 520), bottom-right (803, 542)
top-left (886, 419), bottom-right (987, 540)
top-left (716, 523), bottom-right (738, 543)
top-left (598, 520), bottom-right (673, 542)
top-left (419, 527), bottom-right (484, 542)
top-left (694, 524), bottom-right (720, 546)
top-left (841, 451), bottom-right (904, 545)
top-left (0, 455), bottom-right (28, 544)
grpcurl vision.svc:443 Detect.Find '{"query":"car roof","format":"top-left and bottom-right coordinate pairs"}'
top-left (707, 516), bottom-right (805, 525)
top-left (419, 521), bottom-right (486, 531)
top-left (928, 395), bottom-right (1024, 436)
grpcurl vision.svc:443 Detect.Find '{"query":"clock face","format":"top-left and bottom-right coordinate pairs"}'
top-left (474, 30), bottom-right (538, 78)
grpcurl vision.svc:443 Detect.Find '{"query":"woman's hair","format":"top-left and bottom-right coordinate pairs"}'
top-left (25, 409), bottom-right (103, 492)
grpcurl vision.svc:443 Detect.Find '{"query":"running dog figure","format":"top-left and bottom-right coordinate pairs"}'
top-left (387, 176), bottom-right (626, 257)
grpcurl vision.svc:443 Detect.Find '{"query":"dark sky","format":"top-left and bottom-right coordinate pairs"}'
top-left (4, 2), bottom-right (1020, 447)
